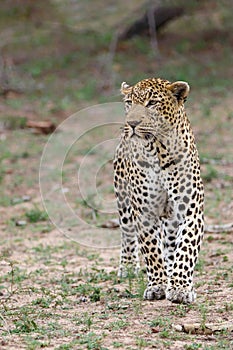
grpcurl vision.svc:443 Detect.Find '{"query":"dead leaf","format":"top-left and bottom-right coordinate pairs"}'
top-left (151, 327), bottom-right (160, 333)
top-left (100, 218), bottom-right (119, 229)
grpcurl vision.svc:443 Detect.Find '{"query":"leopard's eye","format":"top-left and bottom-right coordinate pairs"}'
top-left (146, 100), bottom-right (159, 107)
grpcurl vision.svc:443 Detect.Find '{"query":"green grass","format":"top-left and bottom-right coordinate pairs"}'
top-left (25, 208), bottom-right (49, 223)
top-left (184, 344), bottom-right (202, 350)
top-left (202, 165), bottom-right (219, 182)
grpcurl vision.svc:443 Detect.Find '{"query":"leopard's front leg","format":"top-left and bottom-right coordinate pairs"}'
top-left (136, 219), bottom-right (167, 300)
top-left (114, 155), bottom-right (140, 277)
top-left (165, 213), bottom-right (204, 304)
top-left (118, 218), bottom-right (140, 278)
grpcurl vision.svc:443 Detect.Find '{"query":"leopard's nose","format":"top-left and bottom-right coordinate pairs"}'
top-left (127, 120), bottom-right (141, 128)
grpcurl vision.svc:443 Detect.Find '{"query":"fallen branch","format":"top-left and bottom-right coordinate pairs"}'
top-left (119, 6), bottom-right (184, 40)
top-left (205, 222), bottom-right (233, 233)
top-left (201, 158), bottom-right (233, 166)
top-left (102, 219), bottom-right (233, 233)
top-left (172, 321), bottom-right (233, 335)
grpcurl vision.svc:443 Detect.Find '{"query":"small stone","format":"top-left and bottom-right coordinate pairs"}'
top-left (16, 220), bottom-right (27, 226)
top-left (22, 195), bottom-right (31, 202)
top-left (172, 324), bottom-right (183, 332)
top-left (77, 296), bottom-right (88, 303)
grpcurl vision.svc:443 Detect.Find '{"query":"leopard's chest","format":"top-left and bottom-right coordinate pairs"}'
top-left (122, 139), bottom-right (167, 217)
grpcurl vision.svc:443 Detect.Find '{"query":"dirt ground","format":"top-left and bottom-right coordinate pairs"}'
top-left (1, 199), bottom-right (233, 349)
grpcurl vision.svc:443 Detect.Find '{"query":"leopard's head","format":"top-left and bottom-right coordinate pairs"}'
top-left (121, 78), bottom-right (190, 142)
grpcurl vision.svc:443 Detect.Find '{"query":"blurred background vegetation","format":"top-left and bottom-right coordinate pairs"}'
top-left (0, 0), bottom-right (232, 109)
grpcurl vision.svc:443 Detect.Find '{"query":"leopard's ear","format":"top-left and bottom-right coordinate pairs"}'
top-left (167, 81), bottom-right (190, 102)
top-left (121, 81), bottom-right (132, 95)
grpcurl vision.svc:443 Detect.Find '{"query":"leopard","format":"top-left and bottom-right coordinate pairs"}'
top-left (113, 77), bottom-right (204, 304)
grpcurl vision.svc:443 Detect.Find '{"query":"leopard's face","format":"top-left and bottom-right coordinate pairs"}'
top-left (121, 78), bottom-right (190, 143)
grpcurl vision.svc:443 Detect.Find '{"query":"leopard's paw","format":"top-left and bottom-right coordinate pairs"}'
top-left (166, 288), bottom-right (196, 304)
top-left (143, 285), bottom-right (166, 300)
